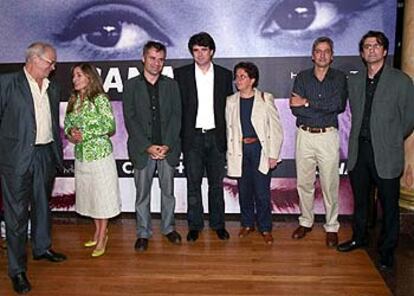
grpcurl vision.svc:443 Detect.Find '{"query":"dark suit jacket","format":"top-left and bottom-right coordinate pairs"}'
top-left (0, 70), bottom-right (63, 175)
top-left (174, 63), bottom-right (233, 153)
top-left (348, 64), bottom-right (414, 179)
top-left (123, 74), bottom-right (182, 170)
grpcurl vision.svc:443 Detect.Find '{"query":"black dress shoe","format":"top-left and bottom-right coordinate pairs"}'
top-left (337, 240), bottom-right (366, 252)
top-left (186, 230), bottom-right (199, 242)
top-left (165, 230), bottom-right (182, 244)
top-left (134, 238), bottom-right (149, 252)
top-left (379, 253), bottom-right (394, 271)
top-left (10, 272), bottom-right (31, 294)
top-left (33, 249), bottom-right (67, 262)
top-left (216, 228), bottom-right (230, 240)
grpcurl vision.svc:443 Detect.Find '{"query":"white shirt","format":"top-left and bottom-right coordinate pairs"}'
top-left (195, 62), bottom-right (215, 129)
top-left (24, 67), bottom-right (53, 144)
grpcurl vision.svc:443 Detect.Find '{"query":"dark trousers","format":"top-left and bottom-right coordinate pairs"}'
top-left (238, 142), bottom-right (272, 232)
top-left (349, 140), bottom-right (400, 256)
top-left (1, 145), bottom-right (56, 276)
top-left (184, 131), bottom-right (225, 230)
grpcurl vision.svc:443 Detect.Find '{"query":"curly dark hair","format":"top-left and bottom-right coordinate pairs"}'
top-left (188, 32), bottom-right (216, 56)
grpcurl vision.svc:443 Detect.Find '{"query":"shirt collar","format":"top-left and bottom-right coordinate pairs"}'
top-left (369, 65), bottom-right (384, 81)
top-left (312, 67), bottom-right (332, 82)
top-left (23, 67), bottom-right (50, 89)
top-left (195, 62), bottom-right (214, 75)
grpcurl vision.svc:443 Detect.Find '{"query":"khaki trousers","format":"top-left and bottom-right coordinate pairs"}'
top-left (295, 127), bottom-right (340, 232)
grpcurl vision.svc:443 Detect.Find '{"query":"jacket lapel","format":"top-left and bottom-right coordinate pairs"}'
top-left (373, 64), bottom-right (390, 103)
top-left (189, 64), bottom-right (198, 111)
top-left (18, 71), bottom-right (35, 116)
top-left (251, 89), bottom-right (262, 132)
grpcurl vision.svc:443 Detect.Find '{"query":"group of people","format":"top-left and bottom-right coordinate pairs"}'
top-left (289, 31), bottom-right (414, 276)
top-left (0, 29), bottom-right (413, 295)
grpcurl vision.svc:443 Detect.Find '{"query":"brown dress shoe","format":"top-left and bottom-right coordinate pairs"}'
top-left (238, 227), bottom-right (255, 238)
top-left (262, 232), bottom-right (274, 245)
top-left (326, 232), bottom-right (338, 247)
top-left (291, 226), bottom-right (312, 239)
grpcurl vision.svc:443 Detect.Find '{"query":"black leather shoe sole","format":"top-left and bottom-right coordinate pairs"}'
top-left (378, 253), bottom-right (394, 271)
top-left (134, 238), bottom-right (149, 252)
top-left (11, 272), bottom-right (31, 294)
top-left (216, 229), bottom-right (230, 240)
top-left (186, 230), bottom-right (199, 242)
top-left (165, 231), bottom-right (182, 244)
top-left (337, 240), bottom-right (366, 252)
top-left (33, 250), bottom-right (67, 262)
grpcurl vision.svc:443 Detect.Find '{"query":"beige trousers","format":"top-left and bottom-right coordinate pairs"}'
top-left (295, 127), bottom-right (340, 232)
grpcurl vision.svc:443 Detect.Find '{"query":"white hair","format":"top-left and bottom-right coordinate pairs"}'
top-left (25, 42), bottom-right (55, 62)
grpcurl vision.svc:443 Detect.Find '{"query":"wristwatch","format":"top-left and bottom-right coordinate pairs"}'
top-left (304, 101), bottom-right (309, 107)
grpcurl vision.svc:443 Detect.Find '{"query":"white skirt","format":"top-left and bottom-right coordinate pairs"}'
top-left (75, 153), bottom-right (121, 219)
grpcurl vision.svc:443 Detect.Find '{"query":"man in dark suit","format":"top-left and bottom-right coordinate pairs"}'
top-left (337, 31), bottom-right (414, 270)
top-left (123, 41), bottom-right (182, 252)
top-left (0, 42), bottom-right (66, 294)
top-left (174, 32), bottom-right (233, 242)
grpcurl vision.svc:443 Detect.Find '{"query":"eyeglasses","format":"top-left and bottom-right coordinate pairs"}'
top-left (39, 55), bottom-right (57, 67)
top-left (234, 74), bottom-right (250, 81)
top-left (363, 43), bottom-right (383, 50)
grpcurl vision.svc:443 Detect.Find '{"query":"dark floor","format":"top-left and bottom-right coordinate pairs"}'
top-left (2, 212), bottom-right (413, 296)
top-left (365, 209), bottom-right (414, 296)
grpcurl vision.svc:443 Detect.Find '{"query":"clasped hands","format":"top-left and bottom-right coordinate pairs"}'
top-left (146, 145), bottom-right (169, 160)
top-left (69, 127), bottom-right (83, 144)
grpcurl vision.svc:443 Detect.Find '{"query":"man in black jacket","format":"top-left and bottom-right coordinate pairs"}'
top-left (174, 32), bottom-right (233, 242)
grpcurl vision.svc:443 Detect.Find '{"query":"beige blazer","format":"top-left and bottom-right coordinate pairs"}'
top-left (226, 89), bottom-right (283, 177)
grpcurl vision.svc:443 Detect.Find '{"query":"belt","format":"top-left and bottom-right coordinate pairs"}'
top-left (300, 125), bottom-right (333, 133)
top-left (195, 128), bottom-right (215, 134)
top-left (242, 137), bottom-right (259, 144)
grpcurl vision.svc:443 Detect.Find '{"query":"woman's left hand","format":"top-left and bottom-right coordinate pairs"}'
top-left (269, 158), bottom-right (278, 169)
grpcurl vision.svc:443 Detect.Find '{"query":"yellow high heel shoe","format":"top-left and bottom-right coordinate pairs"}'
top-left (84, 240), bottom-right (97, 248)
top-left (91, 236), bottom-right (108, 258)
top-left (85, 229), bottom-right (107, 247)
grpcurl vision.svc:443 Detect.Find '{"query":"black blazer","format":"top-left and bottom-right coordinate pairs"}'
top-left (174, 63), bottom-right (233, 153)
top-left (0, 71), bottom-right (63, 175)
top-left (123, 74), bottom-right (182, 170)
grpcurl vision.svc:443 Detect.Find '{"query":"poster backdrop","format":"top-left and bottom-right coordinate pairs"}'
top-left (0, 0), bottom-right (397, 214)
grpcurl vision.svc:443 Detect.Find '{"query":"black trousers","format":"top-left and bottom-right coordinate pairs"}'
top-left (184, 131), bottom-right (226, 231)
top-left (349, 140), bottom-right (400, 256)
top-left (1, 144), bottom-right (56, 277)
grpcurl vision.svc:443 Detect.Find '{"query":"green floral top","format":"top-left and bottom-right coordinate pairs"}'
top-left (64, 93), bottom-right (115, 162)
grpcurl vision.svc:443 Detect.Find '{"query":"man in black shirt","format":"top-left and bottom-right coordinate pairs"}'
top-left (123, 41), bottom-right (182, 251)
top-left (290, 37), bottom-right (347, 248)
top-left (337, 31), bottom-right (414, 271)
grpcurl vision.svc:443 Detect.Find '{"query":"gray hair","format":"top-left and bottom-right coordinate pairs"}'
top-left (312, 36), bottom-right (334, 54)
top-left (25, 42), bottom-right (55, 62)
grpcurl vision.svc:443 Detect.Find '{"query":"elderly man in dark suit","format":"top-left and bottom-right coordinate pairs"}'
top-left (0, 42), bottom-right (66, 294)
top-left (337, 31), bottom-right (414, 271)
top-left (123, 41), bottom-right (182, 252)
top-left (174, 32), bottom-right (233, 242)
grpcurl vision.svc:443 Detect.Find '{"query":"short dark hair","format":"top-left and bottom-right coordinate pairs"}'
top-left (359, 30), bottom-right (389, 55)
top-left (188, 32), bottom-right (216, 55)
top-left (143, 41), bottom-right (166, 56)
top-left (312, 36), bottom-right (334, 53)
top-left (234, 62), bottom-right (259, 88)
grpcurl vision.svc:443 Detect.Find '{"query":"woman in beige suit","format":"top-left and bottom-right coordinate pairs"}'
top-left (226, 62), bottom-right (283, 244)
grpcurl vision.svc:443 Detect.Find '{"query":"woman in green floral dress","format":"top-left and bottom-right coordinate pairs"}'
top-left (64, 63), bottom-right (121, 257)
